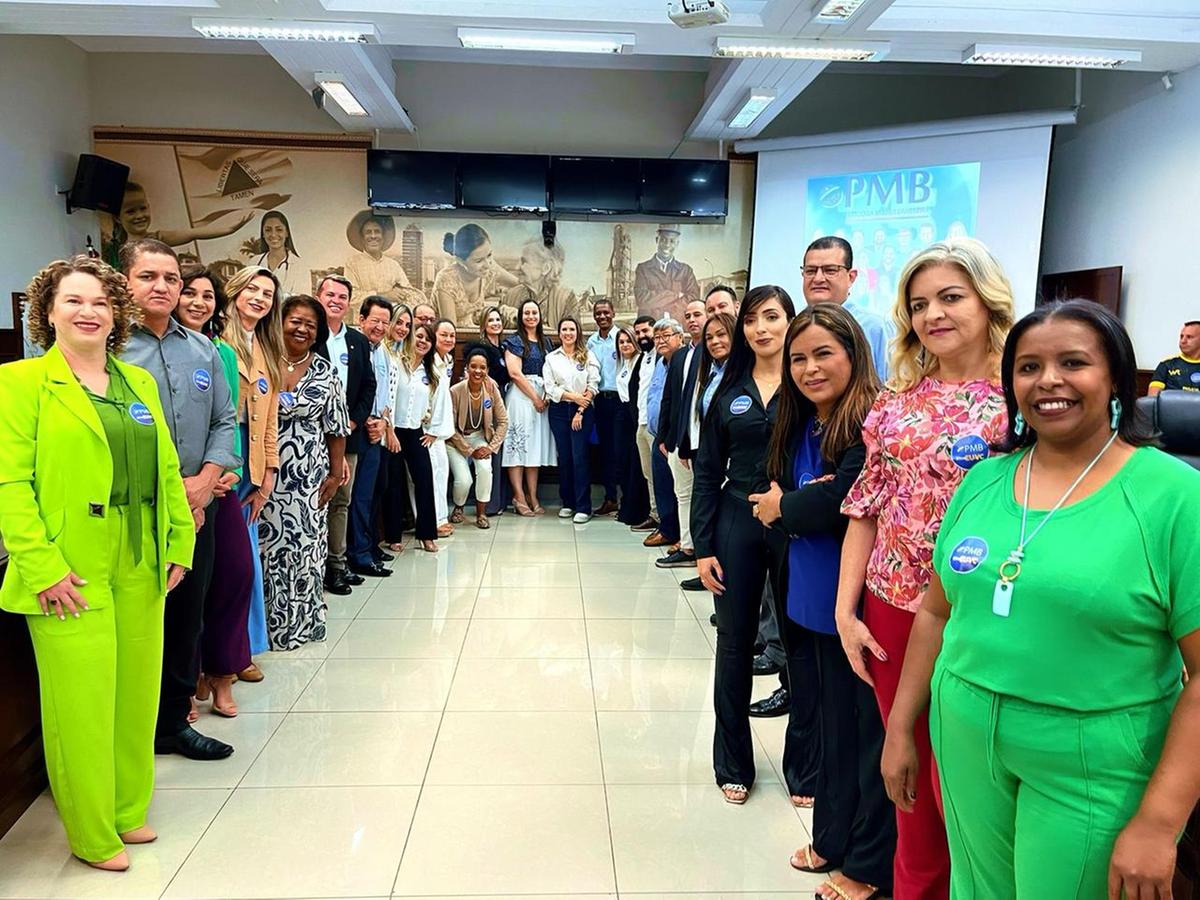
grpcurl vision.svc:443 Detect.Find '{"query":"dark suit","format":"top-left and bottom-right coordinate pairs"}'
top-left (315, 325), bottom-right (377, 573)
top-left (655, 344), bottom-right (701, 550)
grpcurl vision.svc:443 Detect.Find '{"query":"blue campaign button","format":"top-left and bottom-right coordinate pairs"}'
top-left (577, 363), bottom-right (585, 371)
top-left (422, 375), bottom-right (430, 385)
top-left (192, 368), bottom-right (211, 392)
top-left (949, 536), bottom-right (988, 573)
top-left (1191, 372), bottom-right (1200, 384)
top-left (612, 351), bottom-right (618, 359)
top-left (950, 434), bottom-right (989, 469)
top-left (257, 377), bottom-right (269, 395)
top-left (128, 402), bottom-right (155, 426)
top-left (279, 391), bottom-right (296, 409)
top-left (729, 395), bottom-right (752, 415)
top-left (340, 352), bottom-right (350, 365)
top-left (483, 398), bottom-right (492, 409)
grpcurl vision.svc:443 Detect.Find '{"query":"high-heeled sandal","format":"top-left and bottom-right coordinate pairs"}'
top-left (420, 539), bottom-right (439, 553)
top-left (513, 500), bottom-right (535, 517)
top-left (80, 850), bottom-right (129, 872)
top-left (205, 674), bottom-right (238, 717)
top-left (450, 506), bottom-right (466, 524)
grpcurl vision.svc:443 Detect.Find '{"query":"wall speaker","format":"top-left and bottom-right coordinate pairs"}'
top-left (67, 154), bottom-right (130, 215)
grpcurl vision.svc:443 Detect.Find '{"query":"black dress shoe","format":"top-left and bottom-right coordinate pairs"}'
top-left (344, 571), bottom-right (365, 586)
top-left (375, 550), bottom-right (395, 563)
top-left (155, 726), bottom-right (234, 760)
top-left (324, 572), bottom-right (352, 596)
top-left (630, 518), bottom-right (659, 533)
top-left (655, 550), bottom-right (697, 569)
top-left (709, 613), bottom-right (718, 627)
top-left (348, 561), bottom-right (392, 577)
top-left (753, 654), bottom-right (783, 676)
top-left (749, 686), bottom-right (790, 718)
top-left (681, 576), bottom-right (705, 592)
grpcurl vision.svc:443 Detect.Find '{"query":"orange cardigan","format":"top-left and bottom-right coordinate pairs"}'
top-left (236, 338), bottom-right (280, 487)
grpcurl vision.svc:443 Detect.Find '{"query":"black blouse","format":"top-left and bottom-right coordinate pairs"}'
top-left (469, 339), bottom-right (511, 394)
top-left (691, 370), bottom-right (779, 558)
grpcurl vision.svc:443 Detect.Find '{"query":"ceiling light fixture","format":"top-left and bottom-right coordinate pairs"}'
top-left (192, 18), bottom-right (377, 43)
top-left (728, 88), bottom-right (777, 128)
top-left (715, 38), bottom-right (888, 62)
top-left (962, 43), bottom-right (1142, 69)
top-left (457, 27), bottom-right (635, 54)
top-left (315, 73), bottom-right (369, 117)
top-left (813, 0), bottom-right (868, 23)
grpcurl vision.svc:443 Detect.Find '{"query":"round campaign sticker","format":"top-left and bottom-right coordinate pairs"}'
top-left (483, 398), bottom-right (492, 409)
top-left (422, 375), bottom-right (430, 385)
top-left (279, 391), bottom-right (296, 409)
top-left (949, 537), bottom-right (988, 574)
top-left (950, 435), bottom-right (989, 470)
top-left (798, 472), bottom-right (815, 487)
top-left (256, 377), bottom-right (269, 395)
top-left (1191, 372), bottom-right (1200, 385)
top-left (729, 395), bottom-right (752, 415)
top-left (192, 368), bottom-right (211, 392)
top-left (339, 352), bottom-right (350, 365)
top-left (577, 363), bottom-right (585, 371)
top-left (128, 402), bottom-right (154, 426)
top-left (612, 351), bottom-right (618, 360)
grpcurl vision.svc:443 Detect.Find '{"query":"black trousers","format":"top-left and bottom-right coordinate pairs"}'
top-left (156, 498), bottom-right (217, 737)
top-left (775, 606), bottom-right (821, 798)
top-left (616, 403), bottom-right (649, 525)
top-left (811, 627), bottom-right (896, 890)
top-left (593, 392), bottom-right (621, 502)
top-left (395, 427), bottom-right (438, 541)
top-left (711, 492), bottom-right (787, 787)
top-left (382, 445), bottom-right (413, 544)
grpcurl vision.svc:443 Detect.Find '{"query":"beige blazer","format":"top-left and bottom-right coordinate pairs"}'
top-left (448, 378), bottom-right (508, 454)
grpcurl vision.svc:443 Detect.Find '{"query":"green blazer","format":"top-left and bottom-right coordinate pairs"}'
top-left (0, 346), bottom-right (196, 615)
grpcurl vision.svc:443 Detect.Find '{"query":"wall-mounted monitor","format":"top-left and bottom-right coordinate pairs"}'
top-left (551, 156), bottom-right (641, 214)
top-left (368, 149), bottom-right (457, 210)
top-left (459, 153), bottom-right (549, 212)
top-left (640, 159), bottom-right (729, 217)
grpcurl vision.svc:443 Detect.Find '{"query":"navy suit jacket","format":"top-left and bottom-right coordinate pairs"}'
top-left (315, 326), bottom-right (376, 455)
top-left (657, 345), bottom-right (701, 458)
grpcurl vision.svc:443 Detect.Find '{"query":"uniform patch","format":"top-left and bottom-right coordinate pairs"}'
top-left (950, 435), bottom-right (989, 470)
top-left (949, 537), bottom-right (988, 573)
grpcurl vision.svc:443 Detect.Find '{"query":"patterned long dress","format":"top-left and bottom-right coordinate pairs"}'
top-left (259, 355), bottom-right (350, 650)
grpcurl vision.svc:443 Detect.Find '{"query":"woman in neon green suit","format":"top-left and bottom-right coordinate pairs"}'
top-left (0, 256), bottom-right (194, 871)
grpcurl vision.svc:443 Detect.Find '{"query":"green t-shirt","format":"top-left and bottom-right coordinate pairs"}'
top-left (933, 446), bottom-right (1200, 711)
top-left (215, 339), bottom-right (243, 481)
top-left (85, 364), bottom-right (158, 507)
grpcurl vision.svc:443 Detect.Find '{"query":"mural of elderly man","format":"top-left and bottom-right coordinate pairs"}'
top-left (503, 239), bottom-right (578, 332)
top-left (343, 210), bottom-right (424, 317)
top-left (633, 224), bottom-right (700, 324)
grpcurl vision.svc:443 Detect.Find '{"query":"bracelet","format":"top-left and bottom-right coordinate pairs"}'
top-left (255, 489), bottom-right (270, 500)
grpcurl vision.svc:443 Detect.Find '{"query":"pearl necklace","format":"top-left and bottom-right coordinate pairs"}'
top-left (283, 351), bottom-right (310, 373)
top-left (467, 385), bottom-right (485, 430)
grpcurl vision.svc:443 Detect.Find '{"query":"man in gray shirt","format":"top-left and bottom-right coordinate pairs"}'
top-left (120, 238), bottom-right (240, 761)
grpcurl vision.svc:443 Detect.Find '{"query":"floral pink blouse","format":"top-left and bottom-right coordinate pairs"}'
top-left (841, 377), bottom-right (1008, 613)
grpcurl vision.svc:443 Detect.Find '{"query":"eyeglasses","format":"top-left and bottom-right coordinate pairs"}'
top-left (802, 265), bottom-right (850, 279)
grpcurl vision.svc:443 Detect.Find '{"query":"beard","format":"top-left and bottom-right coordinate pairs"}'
top-left (637, 337), bottom-right (655, 352)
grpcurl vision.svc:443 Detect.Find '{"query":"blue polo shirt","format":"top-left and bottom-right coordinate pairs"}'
top-left (645, 356), bottom-right (670, 438)
top-left (786, 421), bottom-right (841, 634)
top-left (587, 330), bottom-right (618, 391)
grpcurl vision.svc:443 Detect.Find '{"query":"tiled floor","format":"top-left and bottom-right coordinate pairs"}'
top-left (0, 510), bottom-right (825, 900)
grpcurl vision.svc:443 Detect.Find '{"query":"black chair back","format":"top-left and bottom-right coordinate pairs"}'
top-left (1135, 392), bottom-right (1200, 470)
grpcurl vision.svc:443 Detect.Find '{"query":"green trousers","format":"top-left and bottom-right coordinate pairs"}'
top-left (930, 667), bottom-right (1173, 899)
top-left (26, 505), bottom-right (163, 863)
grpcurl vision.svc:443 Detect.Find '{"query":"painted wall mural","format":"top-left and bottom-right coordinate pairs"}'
top-left (95, 128), bottom-right (755, 331)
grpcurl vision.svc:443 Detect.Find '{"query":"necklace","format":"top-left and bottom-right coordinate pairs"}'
top-left (467, 386), bottom-right (484, 430)
top-left (992, 430), bottom-right (1119, 617)
top-left (283, 351), bottom-right (310, 373)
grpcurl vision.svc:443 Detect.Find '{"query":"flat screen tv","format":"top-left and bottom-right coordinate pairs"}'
top-left (640, 159), bottom-right (729, 217)
top-left (1039, 266), bottom-right (1123, 316)
top-left (367, 150), bottom-right (457, 211)
top-left (459, 153), bottom-right (548, 212)
top-left (551, 156), bottom-right (641, 214)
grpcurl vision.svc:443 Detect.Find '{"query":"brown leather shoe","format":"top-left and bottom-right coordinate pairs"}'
top-left (631, 518), bottom-right (659, 533)
top-left (237, 663), bottom-right (264, 683)
top-left (643, 530), bottom-right (672, 547)
top-left (596, 499), bottom-right (619, 517)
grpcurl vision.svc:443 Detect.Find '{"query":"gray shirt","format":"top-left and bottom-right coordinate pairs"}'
top-left (121, 317), bottom-right (240, 477)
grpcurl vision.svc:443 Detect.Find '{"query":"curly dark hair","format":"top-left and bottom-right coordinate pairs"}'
top-left (25, 255), bottom-right (139, 353)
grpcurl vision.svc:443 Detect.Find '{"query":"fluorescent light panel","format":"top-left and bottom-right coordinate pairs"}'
top-left (963, 43), bottom-right (1141, 69)
top-left (457, 27), bottom-right (634, 54)
top-left (315, 73), bottom-right (369, 117)
top-left (193, 18), bottom-right (376, 42)
top-left (715, 38), bottom-right (888, 62)
top-left (728, 88), bottom-right (776, 129)
top-left (814, 0), bottom-right (868, 23)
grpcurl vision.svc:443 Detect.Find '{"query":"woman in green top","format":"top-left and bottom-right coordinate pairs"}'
top-left (0, 256), bottom-right (194, 870)
top-left (882, 301), bottom-right (1200, 898)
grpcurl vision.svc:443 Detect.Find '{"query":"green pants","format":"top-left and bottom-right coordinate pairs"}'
top-left (930, 667), bottom-right (1173, 899)
top-left (26, 505), bottom-right (163, 862)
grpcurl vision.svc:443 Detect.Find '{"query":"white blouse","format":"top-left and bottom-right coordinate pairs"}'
top-left (616, 358), bottom-right (635, 404)
top-left (427, 353), bottom-right (455, 439)
top-left (542, 347), bottom-right (601, 403)
top-left (393, 361), bottom-right (433, 431)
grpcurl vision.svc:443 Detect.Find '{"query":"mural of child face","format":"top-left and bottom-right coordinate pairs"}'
top-left (462, 240), bottom-right (493, 279)
top-left (362, 220), bottom-right (385, 255)
top-left (120, 190), bottom-right (152, 238)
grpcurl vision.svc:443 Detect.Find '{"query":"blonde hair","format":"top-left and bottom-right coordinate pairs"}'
top-left (221, 266), bottom-right (285, 390)
top-left (889, 237), bottom-right (1014, 391)
top-left (384, 303), bottom-right (413, 360)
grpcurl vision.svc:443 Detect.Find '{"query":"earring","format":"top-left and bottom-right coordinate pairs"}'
top-left (1110, 397), bottom-right (1122, 430)
top-left (1013, 412), bottom-right (1026, 436)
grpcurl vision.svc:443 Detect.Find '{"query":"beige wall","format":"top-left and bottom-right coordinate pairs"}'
top-left (0, 36), bottom-right (96, 329)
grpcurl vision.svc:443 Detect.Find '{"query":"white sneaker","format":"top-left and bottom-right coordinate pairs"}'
top-left (573, 512), bottom-right (592, 524)
top-left (558, 508), bottom-right (575, 519)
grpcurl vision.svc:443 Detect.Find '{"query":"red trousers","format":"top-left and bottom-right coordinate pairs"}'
top-left (864, 589), bottom-right (950, 900)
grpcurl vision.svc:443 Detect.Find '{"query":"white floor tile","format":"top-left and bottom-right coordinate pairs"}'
top-left (356, 586), bottom-right (477, 620)
top-left (163, 786), bottom-right (419, 899)
top-left (447, 658), bottom-right (594, 711)
top-left (425, 711), bottom-right (603, 785)
top-left (327, 617), bottom-right (469, 659)
top-left (586, 618), bottom-right (714, 660)
top-left (460, 618), bottom-right (589, 658)
top-left (591, 658), bottom-right (716, 711)
top-left (578, 563), bottom-right (679, 590)
top-left (232, 659), bottom-right (324, 713)
top-left (256, 619), bottom-right (351, 661)
top-left (155, 712), bottom-right (285, 789)
top-left (472, 586), bottom-right (585, 618)
top-left (393, 785), bottom-right (615, 896)
top-left (583, 587), bottom-right (695, 620)
top-left (293, 658), bottom-right (456, 711)
top-left (480, 561), bottom-right (582, 587)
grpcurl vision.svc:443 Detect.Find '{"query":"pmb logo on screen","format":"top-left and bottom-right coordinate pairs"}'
top-left (837, 171), bottom-right (936, 211)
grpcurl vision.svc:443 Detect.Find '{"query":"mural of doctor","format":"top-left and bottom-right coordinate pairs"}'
top-left (254, 211), bottom-right (304, 298)
top-left (633, 224), bottom-right (701, 324)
